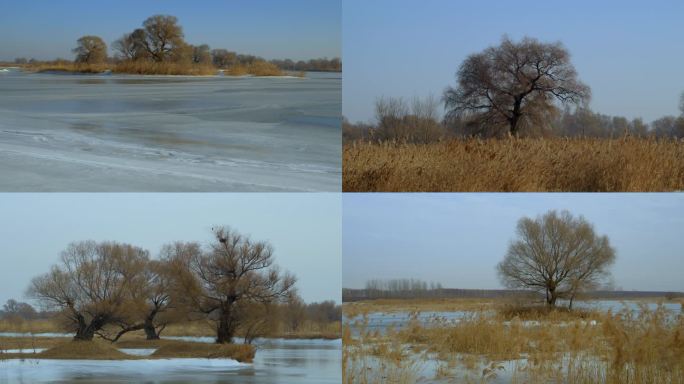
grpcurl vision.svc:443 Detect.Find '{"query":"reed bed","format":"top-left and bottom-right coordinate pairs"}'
top-left (20, 60), bottom-right (288, 76)
top-left (224, 60), bottom-right (284, 76)
top-left (343, 302), bottom-right (684, 383)
top-left (343, 137), bottom-right (684, 192)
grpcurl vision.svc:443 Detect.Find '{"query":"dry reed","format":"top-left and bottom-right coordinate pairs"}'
top-left (343, 301), bottom-right (684, 383)
top-left (343, 137), bottom-right (684, 192)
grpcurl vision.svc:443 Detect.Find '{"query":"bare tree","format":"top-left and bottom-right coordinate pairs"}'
top-left (140, 15), bottom-right (186, 62)
top-left (374, 96), bottom-right (444, 143)
top-left (192, 44), bottom-right (212, 65)
top-left (27, 241), bottom-right (149, 340)
top-left (239, 301), bottom-right (278, 344)
top-left (112, 30), bottom-right (148, 61)
top-left (168, 227), bottom-right (296, 344)
top-left (284, 295), bottom-right (307, 332)
top-left (497, 210), bottom-right (615, 307)
top-left (444, 36), bottom-right (590, 137)
top-left (96, 259), bottom-right (175, 342)
top-left (211, 49), bottom-right (237, 68)
top-left (73, 36), bottom-right (107, 64)
top-left (2, 299), bottom-right (37, 319)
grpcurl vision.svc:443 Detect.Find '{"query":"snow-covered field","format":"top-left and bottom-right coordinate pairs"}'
top-left (0, 70), bottom-right (341, 191)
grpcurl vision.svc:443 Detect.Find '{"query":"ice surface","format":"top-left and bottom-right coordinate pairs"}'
top-left (0, 71), bottom-right (341, 191)
top-left (0, 358), bottom-right (245, 383)
top-left (0, 336), bottom-right (341, 383)
top-left (0, 332), bottom-right (71, 337)
top-left (118, 348), bottom-right (157, 356)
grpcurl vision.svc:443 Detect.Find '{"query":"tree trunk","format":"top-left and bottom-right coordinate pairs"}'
top-left (509, 98), bottom-right (523, 136)
top-left (73, 315), bottom-right (106, 341)
top-left (569, 292), bottom-right (576, 310)
top-left (216, 305), bottom-right (236, 344)
top-left (144, 318), bottom-right (160, 340)
top-left (74, 325), bottom-right (96, 341)
top-left (547, 287), bottom-right (558, 307)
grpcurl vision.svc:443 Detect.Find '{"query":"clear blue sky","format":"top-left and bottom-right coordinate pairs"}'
top-left (0, 193), bottom-right (341, 306)
top-left (343, 0), bottom-right (684, 123)
top-left (0, 0), bottom-right (340, 61)
top-left (343, 193), bottom-right (684, 292)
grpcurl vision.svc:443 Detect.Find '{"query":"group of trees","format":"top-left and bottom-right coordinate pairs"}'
top-left (25, 227), bottom-right (336, 344)
top-left (364, 278), bottom-right (444, 298)
top-left (0, 299), bottom-right (44, 321)
top-left (270, 57), bottom-right (342, 72)
top-left (20, 14), bottom-right (341, 75)
top-left (343, 36), bottom-right (684, 143)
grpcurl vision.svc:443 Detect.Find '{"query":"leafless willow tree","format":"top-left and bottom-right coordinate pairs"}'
top-left (163, 228), bottom-right (296, 344)
top-left (444, 36), bottom-right (590, 137)
top-left (112, 29), bottom-right (148, 61)
top-left (140, 15), bottom-right (186, 62)
top-left (497, 210), bottom-right (616, 308)
top-left (97, 259), bottom-right (175, 342)
top-left (27, 241), bottom-right (149, 340)
top-left (112, 15), bottom-right (186, 63)
top-left (191, 44), bottom-right (212, 65)
top-left (73, 36), bottom-right (107, 64)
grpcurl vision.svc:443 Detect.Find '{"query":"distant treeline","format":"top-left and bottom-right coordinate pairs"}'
top-left (343, 97), bottom-right (684, 144)
top-left (7, 14), bottom-right (340, 76)
top-left (343, 284), bottom-right (684, 302)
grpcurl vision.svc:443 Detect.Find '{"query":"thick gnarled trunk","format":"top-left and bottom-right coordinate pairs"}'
top-left (144, 317), bottom-right (161, 340)
top-left (73, 314), bottom-right (107, 341)
top-left (216, 303), bottom-right (237, 344)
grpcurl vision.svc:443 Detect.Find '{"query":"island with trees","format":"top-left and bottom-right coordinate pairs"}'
top-left (0, 226), bottom-right (341, 362)
top-left (4, 15), bottom-right (342, 77)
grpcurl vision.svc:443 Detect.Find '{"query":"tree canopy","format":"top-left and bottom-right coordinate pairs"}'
top-left (497, 210), bottom-right (616, 307)
top-left (444, 36), bottom-right (590, 137)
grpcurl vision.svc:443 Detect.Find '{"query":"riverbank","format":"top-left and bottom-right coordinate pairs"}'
top-left (0, 338), bottom-right (255, 362)
top-left (0, 318), bottom-right (341, 341)
top-left (7, 61), bottom-right (306, 77)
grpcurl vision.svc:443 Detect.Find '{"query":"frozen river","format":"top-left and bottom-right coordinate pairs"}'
top-left (0, 338), bottom-right (341, 383)
top-left (0, 69), bottom-right (341, 191)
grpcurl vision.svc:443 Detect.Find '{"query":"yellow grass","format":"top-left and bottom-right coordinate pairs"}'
top-left (225, 61), bottom-right (284, 76)
top-left (24, 62), bottom-right (109, 74)
top-left (112, 61), bottom-right (217, 76)
top-left (0, 337), bottom-right (255, 362)
top-left (21, 61), bottom-right (217, 76)
top-left (0, 318), bottom-right (339, 341)
top-left (343, 301), bottom-right (684, 383)
top-left (344, 298), bottom-right (499, 318)
top-left (343, 137), bottom-right (684, 191)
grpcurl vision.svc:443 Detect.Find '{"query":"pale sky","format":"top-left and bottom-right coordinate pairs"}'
top-left (343, 0), bottom-right (684, 123)
top-left (0, 0), bottom-right (341, 61)
top-left (0, 193), bottom-right (341, 306)
top-left (343, 193), bottom-right (684, 292)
